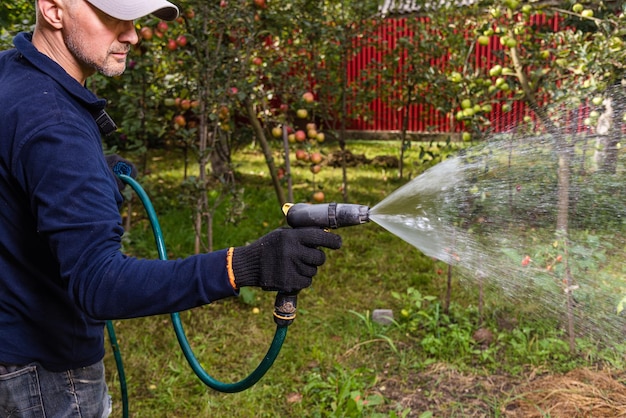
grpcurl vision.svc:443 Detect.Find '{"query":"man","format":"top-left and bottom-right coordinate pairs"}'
top-left (0, 0), bottom-right (341, 416)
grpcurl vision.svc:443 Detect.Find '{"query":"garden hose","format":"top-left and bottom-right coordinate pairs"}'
top-left (106, 166), bottom-right (371, 414)
top-left (105, 168), bottom-right (293, 418)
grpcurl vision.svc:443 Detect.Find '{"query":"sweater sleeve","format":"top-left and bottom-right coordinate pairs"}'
top-left (14, 118), bottom-right (237, 320)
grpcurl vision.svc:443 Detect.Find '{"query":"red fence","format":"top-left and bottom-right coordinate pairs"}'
top-left (344, 14), bottom-right (565, 134)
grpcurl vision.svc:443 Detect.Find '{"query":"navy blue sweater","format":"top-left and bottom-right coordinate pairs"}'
top-left (0, 33), bottom-right (237, 372)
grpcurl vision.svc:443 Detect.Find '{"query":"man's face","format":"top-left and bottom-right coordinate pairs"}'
top-left (63, 0), bottom-right (138, 78)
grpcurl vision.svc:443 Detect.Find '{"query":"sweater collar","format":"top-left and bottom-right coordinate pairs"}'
top-left (13, 32), bottom-right (107, 112)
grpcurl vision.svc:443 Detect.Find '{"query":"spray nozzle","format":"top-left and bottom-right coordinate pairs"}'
top-left (282, 202), bottom-right (370, 229)
top-left (274, 202), bottom-right (370, 327)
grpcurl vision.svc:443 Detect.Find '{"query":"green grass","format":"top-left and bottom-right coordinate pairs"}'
top-left (104, 139), bottom-right (626, 417)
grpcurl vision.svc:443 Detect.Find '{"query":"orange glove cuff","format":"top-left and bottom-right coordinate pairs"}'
top-left (227, 247), bottom-right (237, 290)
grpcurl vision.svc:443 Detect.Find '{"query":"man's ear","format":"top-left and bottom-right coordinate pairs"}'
top-left (36, 0), bottom-right (65, 29)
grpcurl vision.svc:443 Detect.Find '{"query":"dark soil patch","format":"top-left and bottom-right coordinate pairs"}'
top-left (378, 364), bottom-right (626, 417)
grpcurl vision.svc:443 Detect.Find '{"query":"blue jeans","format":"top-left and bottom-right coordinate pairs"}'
top-left (0, 361), bottom-right (111, 418)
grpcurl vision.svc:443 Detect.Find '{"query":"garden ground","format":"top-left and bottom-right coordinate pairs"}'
top-left (379, 364), bottom-right (626, 417)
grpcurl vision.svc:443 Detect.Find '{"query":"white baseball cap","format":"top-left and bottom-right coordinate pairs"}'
top-left (85, 0), bottom-right (180, 21)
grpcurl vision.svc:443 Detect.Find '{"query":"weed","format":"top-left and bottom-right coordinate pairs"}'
top-left (302, 365), bottom-right (385, 417)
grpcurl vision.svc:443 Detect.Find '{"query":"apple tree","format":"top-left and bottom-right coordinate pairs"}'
top-left (432, 0), bottom-right (626, 351)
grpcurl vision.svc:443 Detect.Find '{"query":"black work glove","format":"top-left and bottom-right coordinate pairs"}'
top-left (231, 228), bottom-right (342, 293)
top-left (105, 154), bottom-right (138, 193)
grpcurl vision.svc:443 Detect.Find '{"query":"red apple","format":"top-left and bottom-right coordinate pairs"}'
top-left (174, 115), bottom-right (186, 127)
top-left (310, 164), bottom-right (321, 174)
top-left (310, 152), bottom-right (322, 164)
top-left (167, 39), bottom-right (177, 51)
top-left (253, 0), bottom-right (267, 9)
top-left (295, 149), bottom-right (307, 161)
top-left (176, 35), bottom-right (187, 47)
top-left (312, 191), bottom-right (325, 202)
top-left (157, 21), bottom-right (169, 33)
top-left (180, 99), bottom-right (191, 110)
top-left (302, 92), bottom-right (314, 103)
top-left (294, 130), bottom-right (306, 142)
top-left (218, 105), bottom-right (230, 119)
top-left (139, 26), bottom-right (153, 41)
top-left (252, 57), bottom-right (262, 66)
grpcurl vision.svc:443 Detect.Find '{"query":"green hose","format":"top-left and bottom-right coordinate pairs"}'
top-left (105, 320), bottom-right (128, 417)
top-left (106, 173), bottom-right (289, 415)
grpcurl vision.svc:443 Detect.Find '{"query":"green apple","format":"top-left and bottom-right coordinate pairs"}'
top-left (463, 108), bottom-right (475, 117)
top-left (581, 9), bottom-right (593, 18)
top-left (449, 71), bottom-right (463, 83)
top-left (489, 65), bottom-right (502, 77)
top-left (505, 38), bottom-right (517, 48)
top-left (271, 126), bottom-right (283, 138)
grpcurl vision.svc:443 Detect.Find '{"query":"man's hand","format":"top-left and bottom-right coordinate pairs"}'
top-left (230, 228), bottom-right (342, 293)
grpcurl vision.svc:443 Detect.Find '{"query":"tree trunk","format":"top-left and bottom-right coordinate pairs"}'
top-left (195, 102), bottom-right (210, 254)
top-left (511, 46), bottom-right (576, 352)
top-left (282, 126), bottom-right (294, 203)
top-left (244, 98), bottom-right (285, 207)
top-left (339, 43), bottom-right (349, 202)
